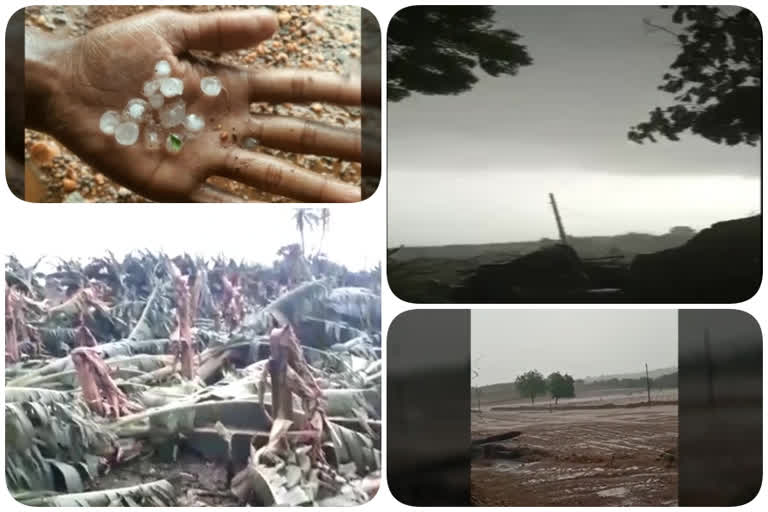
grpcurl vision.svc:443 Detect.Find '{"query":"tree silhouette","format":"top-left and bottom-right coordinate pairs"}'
top-left (387, 6), bottom-right (533, 101)
top-left (547, 372), bottom-right (575, 405)
top-left (630, 6), bottom-right (761, 145)
top-left (292, 209), bottom-right (320, 258)
top-left (515, 370), bottom-right (547, 404)
top-left (315, 208), bottom-right (331, 259)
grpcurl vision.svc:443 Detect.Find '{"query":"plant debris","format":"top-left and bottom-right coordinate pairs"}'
top-left (5, 248), bottom-right (381, 506)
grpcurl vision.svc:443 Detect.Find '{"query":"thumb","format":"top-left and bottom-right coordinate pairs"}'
top-left (165, 9), bottom-right (278, 53)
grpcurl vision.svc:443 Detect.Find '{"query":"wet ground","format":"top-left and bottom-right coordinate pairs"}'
top-left (471, 402), bottom-right (678, 506)
top-left (23, 5), bottom-right (363, 202)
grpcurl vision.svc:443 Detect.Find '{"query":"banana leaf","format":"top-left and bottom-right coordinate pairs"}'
top-left (326, 422), bottom-right (380, 476)
top-left (5, 387), bottom-right (72, 405)
top-left (261, 280), bottom-right (329, 327)
top-left (18, 479), bottom-right (177, 506)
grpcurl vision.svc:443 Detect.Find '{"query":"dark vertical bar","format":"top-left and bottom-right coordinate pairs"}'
top-left (679, 309), bottom-right (762, 506)
top-left (5, 8), bottom-right (25, 198)
top-left (703, 327), bottom-right (714, 406)
top-left (360, 8), bottom-right (381, 200)
top-left (387, 309), bottom-right (471, 506)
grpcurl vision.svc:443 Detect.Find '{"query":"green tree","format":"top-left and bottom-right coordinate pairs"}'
top-left (387, 6), bottom-right (533, 101)
top-left (547, 372), bottom-right (575, 405)
top-left (629, 6), bottom-right (761, 145)
top-left (515, 370), bottom-right (547, 404)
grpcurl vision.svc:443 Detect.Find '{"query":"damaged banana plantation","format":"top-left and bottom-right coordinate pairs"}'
top-left (5, 249), bottom-right (381, 506)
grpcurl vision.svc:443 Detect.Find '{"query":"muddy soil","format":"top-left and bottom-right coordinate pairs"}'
top-left (23, 5), bottom-right (363, 202)
top-left (471, 404), bottom-right (678, 506)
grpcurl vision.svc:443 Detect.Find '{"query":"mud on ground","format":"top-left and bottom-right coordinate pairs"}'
top-left (24, 5), bottom-right (362, 202)
top-left (471, 404), bottom-right (678, 506)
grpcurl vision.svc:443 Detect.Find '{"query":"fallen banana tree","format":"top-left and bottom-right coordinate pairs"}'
top-left (5, 250), bottom-right (381, 506)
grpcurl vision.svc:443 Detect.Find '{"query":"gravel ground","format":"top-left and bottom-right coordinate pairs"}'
top-left (23, 5), bottom-right (363, 202)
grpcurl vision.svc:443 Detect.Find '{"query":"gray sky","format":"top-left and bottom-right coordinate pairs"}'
top-left (4, 207), bottom-right (380, 271)
top-left (472, 310), bottom-right (678, 386)
top-left (389, 6), bottom-right (760, 247)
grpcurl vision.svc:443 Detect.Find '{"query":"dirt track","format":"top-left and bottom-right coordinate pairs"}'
top-left (471, 403), bottom-right (678, 506)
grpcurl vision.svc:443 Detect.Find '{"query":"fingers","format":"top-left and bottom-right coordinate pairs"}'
top-left (237, 116), bottom-right (361, 162)
top-left (188, 183), bottom-right (251, 203)
top-left (165, 9), bottom-right (278, 53)
top-left (248, 70), bottom-right (361, 105)
top-left (214, 149), bottom-right (361, 203)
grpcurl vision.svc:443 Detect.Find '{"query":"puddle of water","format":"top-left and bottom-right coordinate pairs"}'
top-left (597, 487), bottom-right (629, 498)
top-left (492, 460), bottom-right (524, 473)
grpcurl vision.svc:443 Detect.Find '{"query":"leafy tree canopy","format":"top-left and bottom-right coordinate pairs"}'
top-left (547, 372), bottom-right (575, 404)
top-left (515, 369), bottom-right (547, 404)
top-left (387, 6), bottom-right (533, 101)
top-left (630, 6), bottom-right (761, 145)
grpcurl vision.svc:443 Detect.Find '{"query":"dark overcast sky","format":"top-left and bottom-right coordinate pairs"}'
top-left (389, 6), bottom-right (761, 246)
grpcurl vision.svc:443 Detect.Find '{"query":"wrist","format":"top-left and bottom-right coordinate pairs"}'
top-left (25, 30), bottom-right (75, 134)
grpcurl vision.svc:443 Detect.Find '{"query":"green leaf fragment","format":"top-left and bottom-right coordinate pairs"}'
top-left (167, 134), bottom-right (183, 152)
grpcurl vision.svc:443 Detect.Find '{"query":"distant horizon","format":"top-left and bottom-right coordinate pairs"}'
top-left (388, 210), bottom-right (760, 249)
top-left (475, 364), bottom-right (679, 389)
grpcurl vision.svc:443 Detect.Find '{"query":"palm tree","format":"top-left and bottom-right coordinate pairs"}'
top-left (315, 209), bottom-right (331, 259)
top-left (292, 209), bottom-right (319, 258)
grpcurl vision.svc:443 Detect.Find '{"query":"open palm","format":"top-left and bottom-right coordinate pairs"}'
top-left (46, 9), bottom-right (362, 202)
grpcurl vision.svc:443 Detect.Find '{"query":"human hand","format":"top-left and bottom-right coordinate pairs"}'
top-left (25, 8), bottom-right (363, 202)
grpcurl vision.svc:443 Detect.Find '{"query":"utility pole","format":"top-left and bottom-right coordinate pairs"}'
top-left (645, 363), bottom-right (651, 405)
top-left (549, 193), bottom-right (568, 245)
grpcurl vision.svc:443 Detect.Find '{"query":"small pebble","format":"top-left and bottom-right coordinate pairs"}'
top-left (64, 191), bottom-right (86, 203)
top-left (29, 141), bottom-right (60, 166)
top-left (61, 178), bottom-right (78, 192)
top-left (154, 60), bottom-right (171, 77)
top-left (114, 121), bottom-right (140, 146)
top-left (277, 11), bottom-right (291, 25)
top-left (310, 103), bottom-right (323, 114)
top-left (200, 76), bottom-right (222, 96)
top-left (160, 77), bottom-right (184, 97)
top-left (99, 110), bottom-right (121, 135)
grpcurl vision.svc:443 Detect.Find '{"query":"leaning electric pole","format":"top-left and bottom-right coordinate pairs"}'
top-left (549, 193), bottom-right (568, 245)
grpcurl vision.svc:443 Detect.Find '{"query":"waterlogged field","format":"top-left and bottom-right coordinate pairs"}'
top-left (471, 396), bottom-right (678, 506)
